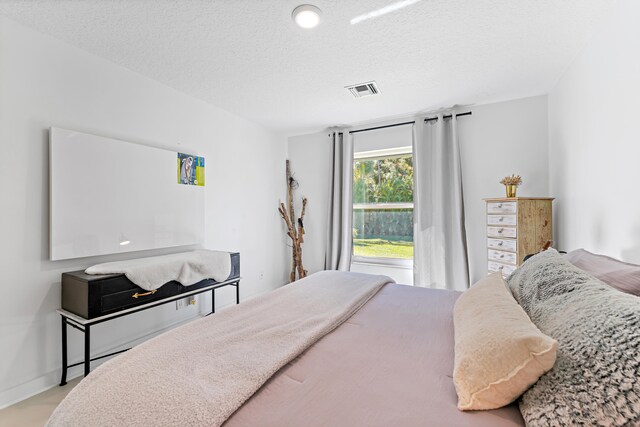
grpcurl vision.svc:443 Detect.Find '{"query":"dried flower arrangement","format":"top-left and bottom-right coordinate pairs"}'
top-left (500, 174), bottom-right (522, 197)
top-left (499, 174), bottom-right (523, 186)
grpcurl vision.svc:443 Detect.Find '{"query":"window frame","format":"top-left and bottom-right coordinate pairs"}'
top-left (352, 147), bottom-right (414, 267)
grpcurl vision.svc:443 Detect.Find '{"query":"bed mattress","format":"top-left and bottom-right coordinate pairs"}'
top-left (225, 283), bottom-right (524, 426)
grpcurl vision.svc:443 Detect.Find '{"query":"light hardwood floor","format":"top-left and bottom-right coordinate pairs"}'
top-left (0, 378), bottom-right (80, 427)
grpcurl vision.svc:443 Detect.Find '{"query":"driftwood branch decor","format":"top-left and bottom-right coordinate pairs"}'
top-left (278, 160), bottom-right (308, 282)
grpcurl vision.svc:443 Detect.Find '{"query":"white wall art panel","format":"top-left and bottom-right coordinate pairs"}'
top-left (50, 127), bottom-right (204, 260)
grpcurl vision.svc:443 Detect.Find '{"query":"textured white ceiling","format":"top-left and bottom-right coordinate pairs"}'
top-left (0, 0), bottom-right (613, 135)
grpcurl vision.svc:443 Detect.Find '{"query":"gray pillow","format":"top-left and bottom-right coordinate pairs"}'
top-left (507, 249), bottom-right (640, 426)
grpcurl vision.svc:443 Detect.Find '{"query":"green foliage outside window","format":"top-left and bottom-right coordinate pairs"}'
top-left (353, 155), bottom-right (413, 204)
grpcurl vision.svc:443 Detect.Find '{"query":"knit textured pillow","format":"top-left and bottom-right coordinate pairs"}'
top-left (507, 249), bottom-right (640, 426)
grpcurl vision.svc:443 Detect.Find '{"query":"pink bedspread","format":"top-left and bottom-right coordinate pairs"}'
top-left (225, 283), bottom-right (524, 427)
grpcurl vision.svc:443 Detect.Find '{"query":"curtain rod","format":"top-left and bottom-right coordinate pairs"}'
top-left (424, 111), bottom-right (472, 122)
top-left (347, 111), bottom-right (472, 134)
top-left (349, 121), bottom-right (415, 134)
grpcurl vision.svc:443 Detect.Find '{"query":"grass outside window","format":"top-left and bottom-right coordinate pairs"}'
top-left (353, 235), bottom-right (413, 259)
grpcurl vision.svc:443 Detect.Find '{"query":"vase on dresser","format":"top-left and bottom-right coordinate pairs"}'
top-left (484, 197), bottom-right (554, 277)
top-left (505, 185), bottom-right (517, 198)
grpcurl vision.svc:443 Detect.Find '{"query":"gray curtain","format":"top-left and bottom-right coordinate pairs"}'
top-left (325, 130), bottom-right (353, 271)
top-left (412, 113), bottom-right (469, 290)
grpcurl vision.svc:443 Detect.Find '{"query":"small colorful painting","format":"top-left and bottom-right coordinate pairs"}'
top-left (177, 153), bottom-right (205, 186)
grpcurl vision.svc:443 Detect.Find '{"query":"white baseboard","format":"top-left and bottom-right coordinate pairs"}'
top-left (0, 371), bottom-right (65, 412)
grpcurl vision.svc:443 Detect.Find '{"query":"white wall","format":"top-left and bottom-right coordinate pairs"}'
top-left (0, 16), bottom-right (288, 408)
top-left (459, 95), bottom-right (549, 283)
top-left (548, 0), bottom-right (640, 263)
top-left (353, 125), bottom-right (413, 153)
top-left (288, 95), bottom-right (550, 285)
top-left (286, 132), bottom-right (332, 275)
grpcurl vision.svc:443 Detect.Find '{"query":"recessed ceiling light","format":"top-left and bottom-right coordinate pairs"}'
top-left (292, 4), bottom-right (322, 29)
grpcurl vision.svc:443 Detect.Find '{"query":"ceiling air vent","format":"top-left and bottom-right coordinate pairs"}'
top-left (346, 81), bottom-right (380, 98)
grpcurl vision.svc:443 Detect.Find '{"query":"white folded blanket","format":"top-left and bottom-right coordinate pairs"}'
top-left (46, 271), bottom-right (393, 427)
top-left (85, 249), bottom-right (232, 290)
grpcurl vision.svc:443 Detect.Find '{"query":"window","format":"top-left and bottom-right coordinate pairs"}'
top-left (353, 147), bottom-right (414, 264)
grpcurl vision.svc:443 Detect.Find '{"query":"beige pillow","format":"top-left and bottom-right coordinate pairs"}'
top-left (453, 272), bottom-right (557, 411)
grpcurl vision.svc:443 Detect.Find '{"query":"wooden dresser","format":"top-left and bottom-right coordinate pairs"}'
top-left (484, 197), bottom-right (553, 277)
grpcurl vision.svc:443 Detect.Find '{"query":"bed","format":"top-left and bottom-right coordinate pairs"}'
top-left (46, 271), bottom-right (523, 427)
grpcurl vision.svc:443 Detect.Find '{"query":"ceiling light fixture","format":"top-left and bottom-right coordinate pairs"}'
top-left (292, 4), bottom-right (322, 29)
top-left (350, 0), bottom-right (422, 25)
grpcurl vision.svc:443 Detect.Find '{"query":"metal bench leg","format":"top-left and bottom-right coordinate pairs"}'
top-left (84, 324), bottom-right (91, 377)
top-left (60, 316), bottom-right (68, 386)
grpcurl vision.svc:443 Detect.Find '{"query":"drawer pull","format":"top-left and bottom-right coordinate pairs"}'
top-left (497, 241), bottom-right (504, 246)
top-left (132, 290), bottom-right (157, 299)
top-left (498, 228), bottom-right (503, 234)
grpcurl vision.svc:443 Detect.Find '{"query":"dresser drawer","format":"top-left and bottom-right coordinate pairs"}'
top-left (487, 238), bottom-right (517, 252)
top-left (101, 287), bottom-right (169, 313)
top-left (487, 202), bottom-right (517, 214)
top-left (487, 214), bottom-right (517, 226)
top-left (487, 226), bottom-right (517, 238)
top-left (488, 249), bottom-right (517, 265)
top-left (488, 261), bottom-right (516, 276)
